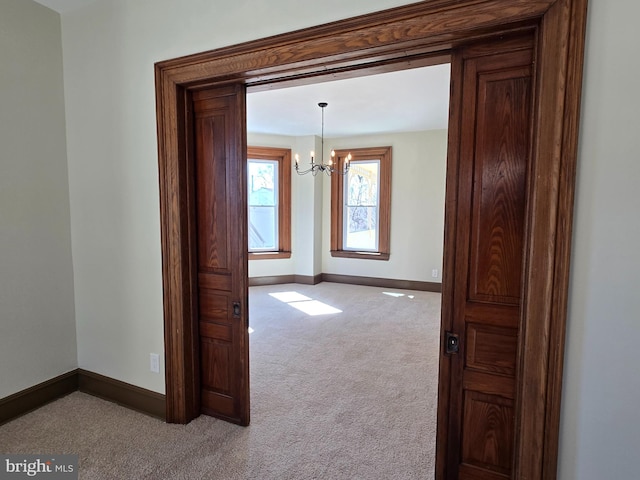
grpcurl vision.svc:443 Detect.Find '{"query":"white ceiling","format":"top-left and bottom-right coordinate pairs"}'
top-left (248, 64), bottom-right (451, 137)
top-left (33, 0), bottom-right (451, 137)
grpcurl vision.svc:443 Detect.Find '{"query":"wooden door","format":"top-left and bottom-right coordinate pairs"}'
top-left (437, 35), bottom-right (534, 479)
top-left (192, 84), bottom-right (249, 426)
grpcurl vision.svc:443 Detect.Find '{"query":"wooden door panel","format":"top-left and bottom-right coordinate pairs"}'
top-left (200, 321), bottom-right (232, 342)
top-left (463, 304), bottom-right (519, 329)
top-left (198, 290), bottom-right (229, 321)
top-left (462, 391), bottom-right (514, 476)
top-left (462, 371), bottom-right (515, 400)
top-left (459, 466), bottom-right (509, 480)
top-left (465, 324), bottom-right (518, 376)
top-left (441, 35), bottom-right (534, 479)
top-left (195, 107), bottom-right (231, 272)
top-left (192, 85), bottom-right (249, 426)
top-left (198, 289), bottom-right (232, 400)
top-left (200, 338), bottom-right (232, 393)
top-left (198, 272), bottom-right (232, 291)
top-left (201, 387), bottom-right (235, 418)
top-left (469, 67), bottom-right (530, 305)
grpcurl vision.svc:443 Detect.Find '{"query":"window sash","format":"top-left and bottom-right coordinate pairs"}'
top-left (343, 159), bottom-right (381, 252)
top-left (248, 159), bottom-right (279, 252)
top-left (330, 146), bottom-right (391, 261)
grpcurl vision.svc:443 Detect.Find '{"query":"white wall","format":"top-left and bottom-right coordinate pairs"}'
top-left (53, 0), bottom-right (639, 477)
top-left (558, 1), bottom-right (640, 479)
top-left (323, 130), bottom-right (447, 282)
top-left (298, 135), bottom-right (324, 278)
top-left (0, 0), bottom-right (76, 398)
top-left (60, 0), bottom-right (413, 394)
top-left (247, 133), bottom-right (323, 280)
top-left (247, 132), bottom-right (297, 278)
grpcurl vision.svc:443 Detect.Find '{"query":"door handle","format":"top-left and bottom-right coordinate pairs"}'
top-left (232, 301), bottom-right (241, 317)
top-left (445, 331), bottom-right (459, 355)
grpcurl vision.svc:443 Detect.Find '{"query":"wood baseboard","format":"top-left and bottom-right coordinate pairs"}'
top-left (248, 275), bottom-right (295, 286)
top-left (249, 273), bottom-right (440, 291)
top-left (0, 370), bottom-right (78, 426)
top-left (295, 274), bottom-right (323, 285)
top-left (0, 369), bottom-right (166, 425)
top-left (249, 274), bottom-right (322, 286)
top-left (78, 369), bottom-right (165, 420)
top-left (321, 273), bottom-right (442, 292)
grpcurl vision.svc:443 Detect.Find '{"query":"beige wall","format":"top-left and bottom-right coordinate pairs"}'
top-left (247, 132), bottom-right (324, 280)
top-left (322, 130), bottom-right (447, 282)
top-left (60, 0), bottom-right (415, 395)
top-left (248, 130), bottom-right (447, 283)
top-left (557, 1), bottom-right (640, 478)
top-left (0, 0), bottom-right (76, 398)
top-left (1, 0), bottom-right (632, 478)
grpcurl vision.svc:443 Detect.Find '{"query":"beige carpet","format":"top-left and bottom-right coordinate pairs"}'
top-left (0, 282), bottom-right (441, 479)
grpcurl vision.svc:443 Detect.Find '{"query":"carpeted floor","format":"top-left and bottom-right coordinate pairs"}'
top-left (0, 282), bottom-right (441, 479)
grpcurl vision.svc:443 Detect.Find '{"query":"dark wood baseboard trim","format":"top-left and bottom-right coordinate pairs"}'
top-left (0, 370), bottom-right (78, 426)
top-left (0, 369), bottom-right (167, 425)
top-left (78, 369), bottom-right (166, 420)
top-left (249, 273), bottom-right (439, 291)
top-left (248, 275), bottom-right (295, 286)
top-left (295, 274), bottom-right (323, 285)
top-left (249, 274), bottom-right (322, 286)
top-left (321, 273), bottom-right (442, 292)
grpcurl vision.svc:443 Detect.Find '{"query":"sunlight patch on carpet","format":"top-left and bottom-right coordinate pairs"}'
top-left (383, 291), bottom-right (415, 299)
top-left (287, 300), bottom-right (342, 316)
top-left (268, 291), bottom-right (342, 316)
top-left (269, 291), bottom-right (312, 303)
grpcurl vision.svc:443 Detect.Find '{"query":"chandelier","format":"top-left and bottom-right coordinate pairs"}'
top-left (295, 102), bottom-right (351, 176)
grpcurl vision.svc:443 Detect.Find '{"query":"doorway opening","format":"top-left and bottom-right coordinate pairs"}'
top-left (245, 63), bottom-right (450, 477)
top-left (155, 2), bottom-right (587, 478)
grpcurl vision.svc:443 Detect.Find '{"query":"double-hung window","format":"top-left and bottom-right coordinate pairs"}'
top-left (330, 146), bottom-right (391, 260)
top-left (247, 146), bottom-right (291, 259)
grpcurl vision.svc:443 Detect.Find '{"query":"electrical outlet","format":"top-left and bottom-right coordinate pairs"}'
top-left (432, 269), bottom-right (439, 278)
top-left (150, 353), bottom-right (160, 373)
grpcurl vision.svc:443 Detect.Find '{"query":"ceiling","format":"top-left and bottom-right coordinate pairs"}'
top-left (33, 0), bottom-right (451, 137)
top-left (248, 64), bottom-right (451, 137)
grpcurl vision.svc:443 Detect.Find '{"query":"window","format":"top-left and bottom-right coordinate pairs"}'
top-left (247, 146), bottom-right (291, 259)
top-left (330, 146), bottom-right (391, 260)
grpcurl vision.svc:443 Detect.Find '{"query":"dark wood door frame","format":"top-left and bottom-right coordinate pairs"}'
top-left (155, 1), bottom-right (587, 478)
